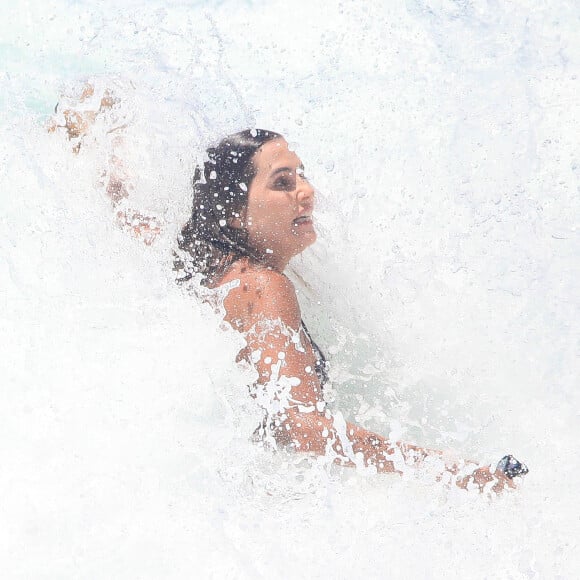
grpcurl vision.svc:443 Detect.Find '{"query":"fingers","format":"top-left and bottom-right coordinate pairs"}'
top-left (48, 83), bottom-right (119, 151)
top-left (494, 468), bottom-right (516, 490)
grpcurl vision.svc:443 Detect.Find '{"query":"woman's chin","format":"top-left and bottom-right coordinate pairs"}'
top-left (291, 222), bottom-right (316, 237)
top-left (293, 229), bottom-right (317, 253)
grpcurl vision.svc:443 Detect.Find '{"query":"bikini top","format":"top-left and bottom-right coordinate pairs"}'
top-left (300, 319), bottom-right (329, 388)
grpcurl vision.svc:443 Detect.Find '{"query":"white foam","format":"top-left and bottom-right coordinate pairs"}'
top-left (1, 0), bottom-right (579, 577)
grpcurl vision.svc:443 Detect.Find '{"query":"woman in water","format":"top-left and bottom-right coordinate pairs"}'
top-left (175, 128), bottom-right (520, 493)
top-left (49, 85), bottom-right (523, 491)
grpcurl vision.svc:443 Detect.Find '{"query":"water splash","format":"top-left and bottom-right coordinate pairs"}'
top-left (1, 0), bottom-right (579, 578)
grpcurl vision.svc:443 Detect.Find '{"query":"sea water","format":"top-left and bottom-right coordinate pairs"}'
top-left (1, 1), bottom-right (578, 578)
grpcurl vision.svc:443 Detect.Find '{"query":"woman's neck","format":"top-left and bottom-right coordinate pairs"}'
top-left (258, 253), bottom-right (289, 273)
top-left (211, 255), bottom-right (286, 288)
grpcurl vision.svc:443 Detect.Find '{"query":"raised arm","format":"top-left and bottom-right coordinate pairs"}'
top-left (48, 82), bottom-right (162, 245)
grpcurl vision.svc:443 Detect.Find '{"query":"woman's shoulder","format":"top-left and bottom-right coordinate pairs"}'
top-left (218, 260), bottom-right (301, 331)
top-left (217, 259), bottom-right (295, 294)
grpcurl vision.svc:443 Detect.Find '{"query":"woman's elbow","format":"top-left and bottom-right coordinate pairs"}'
top-left (273, 408), bottom-right (332, 456)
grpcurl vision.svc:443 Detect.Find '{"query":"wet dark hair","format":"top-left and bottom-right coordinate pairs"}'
top-left (175, 129), bottom-right (282, 286)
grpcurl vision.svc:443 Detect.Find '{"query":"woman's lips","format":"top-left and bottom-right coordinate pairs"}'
top-left (292, 215), bottom-right (312, 226)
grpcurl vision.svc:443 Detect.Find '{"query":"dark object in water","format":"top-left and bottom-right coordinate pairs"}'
top-left (496, 455), bottom-right (529, 479)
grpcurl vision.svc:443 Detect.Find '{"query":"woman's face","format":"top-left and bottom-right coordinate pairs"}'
top-left (241, 138), bottom-right (316, 267)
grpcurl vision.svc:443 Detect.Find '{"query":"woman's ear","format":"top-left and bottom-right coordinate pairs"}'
top-left (228, 211), bottom-right (245, 230)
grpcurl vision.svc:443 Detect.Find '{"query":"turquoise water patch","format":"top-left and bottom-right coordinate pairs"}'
top-left (0, 42), bottom-right (106, 117)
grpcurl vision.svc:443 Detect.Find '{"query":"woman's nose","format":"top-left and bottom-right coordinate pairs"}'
top-left (296, 177), bottom-right (315, 203)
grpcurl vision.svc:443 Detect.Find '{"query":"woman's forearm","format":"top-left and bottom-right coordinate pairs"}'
top-left (276, 407), bottom-right (445, 475)
top-left (276, 408), bottom-right (512, 491)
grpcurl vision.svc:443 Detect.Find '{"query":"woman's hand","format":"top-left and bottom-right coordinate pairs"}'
top-left (456, 465), bottom-right (516, 493)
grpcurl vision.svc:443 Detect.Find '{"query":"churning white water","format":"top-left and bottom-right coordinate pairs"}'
top-left (1, 1), bottom-right (579, 578)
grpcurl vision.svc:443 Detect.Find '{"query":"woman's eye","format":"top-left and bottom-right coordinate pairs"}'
top-left (273, 176), bottom-right (295, 190)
